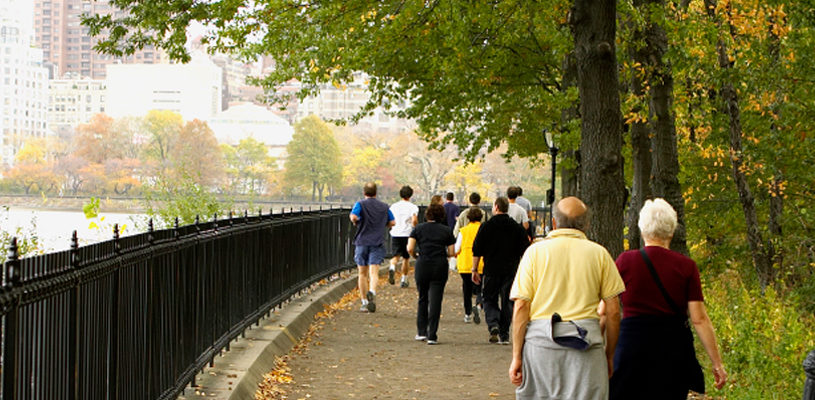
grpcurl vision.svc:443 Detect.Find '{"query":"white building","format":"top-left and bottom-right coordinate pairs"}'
top-left (105, 56), bottom-right (222, 121)
top-left (48, 74), bottom-right (106, 134)
top-left (295, 74), bottom-right (415, 134)
top-left (0, 0), bottom-right (50, 166)
top-left (207, 103), bottom-right (294, 167)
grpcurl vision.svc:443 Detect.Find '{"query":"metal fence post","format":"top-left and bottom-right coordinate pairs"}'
top-left (3, 237), bottom-right (21, 398)
top-left (69, 231), bottom-right (80, 400)
top-left (804, 349), bottom-right (815, 400)
top-left (109, 224), bottom-right (121, 399)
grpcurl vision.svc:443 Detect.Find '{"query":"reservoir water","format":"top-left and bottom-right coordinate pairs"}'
top-left (1, 207), bottom-right (146, 252)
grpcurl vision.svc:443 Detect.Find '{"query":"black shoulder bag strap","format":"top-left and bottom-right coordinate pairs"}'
top-left (639, 248), bottom-right (684, 316)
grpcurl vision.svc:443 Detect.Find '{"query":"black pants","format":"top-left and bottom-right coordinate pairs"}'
top-left (415, 261), bottom-right (449, 341)
top-left (482, 274), bottom-right (513, 340)
top-left (459, 273), bottom-right (482, 315)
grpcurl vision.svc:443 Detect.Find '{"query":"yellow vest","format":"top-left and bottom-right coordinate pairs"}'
top-left (457, 222), bottom-right (484, 273)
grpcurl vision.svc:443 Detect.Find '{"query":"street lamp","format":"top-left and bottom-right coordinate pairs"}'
top-left (544, 129), bottom-right (558, 234)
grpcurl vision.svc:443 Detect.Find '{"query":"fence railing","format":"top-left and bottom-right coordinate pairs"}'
top-left (0, 207), bottom-right (356, 400)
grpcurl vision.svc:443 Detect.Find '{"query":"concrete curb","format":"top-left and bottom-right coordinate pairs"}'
top-left (179, 268), bottom-right (375, 399)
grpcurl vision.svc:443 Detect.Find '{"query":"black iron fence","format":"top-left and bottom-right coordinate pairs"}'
top-left (0, 208), bottom-right (356, 400)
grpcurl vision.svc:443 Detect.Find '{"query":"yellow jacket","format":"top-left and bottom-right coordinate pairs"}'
top-left (457, 222), bottom-right (484, 274)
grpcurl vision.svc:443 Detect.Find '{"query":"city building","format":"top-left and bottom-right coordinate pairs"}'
top-left (105, 56), bottom-right (222, 121)
top-left (32, 0), bottom-right (164, 79)
top-left (1, 0), bottom-right (50, 166)
top-left (207, 102), bottom-right (294, 168)
top-left (295, 74), bottom-right (414, 134)
top-left (47, 73), bottom-right (105, 135)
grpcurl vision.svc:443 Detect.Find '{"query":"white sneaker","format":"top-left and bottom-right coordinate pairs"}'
top-left (415, 335), bottom-right (427, 341)
top-left (464, 314), bottom-right (473, 323)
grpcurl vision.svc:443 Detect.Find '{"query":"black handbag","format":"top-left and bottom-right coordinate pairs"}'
top-left (640, 248), bottom-right (706, 394)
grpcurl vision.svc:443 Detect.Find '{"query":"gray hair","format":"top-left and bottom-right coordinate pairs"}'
top-left (553, 201), bottom-right (590, 232)
top-left (638, 198), bottom-right (677, 240)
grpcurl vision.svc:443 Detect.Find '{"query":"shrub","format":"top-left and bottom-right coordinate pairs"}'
top-left (701, 269), bottom-right (815, 399)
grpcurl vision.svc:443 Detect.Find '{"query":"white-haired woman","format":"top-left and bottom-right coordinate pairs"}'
top-left (610, 198), bottom-right (727, 399)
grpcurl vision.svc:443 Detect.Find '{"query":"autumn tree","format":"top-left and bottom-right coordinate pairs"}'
top-left (72, 113), bottom-right (143, 195)
top-left (74, 114), bottom-right (131, 163)
top-left (170, 119), bottom-right (224, 188)
top-left (387, 133), bottom-right (455, 203)
top-left (141, 110), bottom-right (183, 175)
top-left (284, 115), bottom-right (342, 201)
top-left (221, 138), bottom-right (276, 195)
top-left (444, 162), bottom-right (491, 205)
top-left (4, 138), bottom-right (61, 195)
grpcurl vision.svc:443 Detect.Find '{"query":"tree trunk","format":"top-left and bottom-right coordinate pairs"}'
top-left (571, 0), bottom-right (625, 257)
top-left (560, 52), bottom-right (581, 199)
top-left (645, 0), bottom-right (688, 255)
top-left (626, 1), bottom-right (652, 251)
top-left (628, 120), bottom-right (651, 250)
top-left (311, 180), bottom-right (317, 202)
top-left (768, 177), bottom-right (783, 268)
top-left (706, 0), bottom-right (773, 289)
top-left (560, 151), bottom-right (580, 198)
top-left (766, 14), bottom-right (784, 273)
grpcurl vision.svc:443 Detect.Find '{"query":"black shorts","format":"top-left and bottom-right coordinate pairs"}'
top-left (391, 236), bottom-right (410, 259)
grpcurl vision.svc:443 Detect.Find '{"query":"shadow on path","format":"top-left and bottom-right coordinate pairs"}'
top-left (279, 268), bottom-right (517, 399)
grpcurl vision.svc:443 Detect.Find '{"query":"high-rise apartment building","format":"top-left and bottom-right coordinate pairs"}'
top-left (32, 0), bottom-right (162, 79)
top-left (1, 0), bottom-right (50, 166)
top-left (48, 73), bottom-right (105, 135)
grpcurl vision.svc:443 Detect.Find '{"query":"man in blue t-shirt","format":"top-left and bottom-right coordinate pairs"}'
top-left (350, 182), bottom-right (395, 313)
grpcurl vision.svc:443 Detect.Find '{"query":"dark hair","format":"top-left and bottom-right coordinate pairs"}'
top-left (467, 207), bottom-right (483, 222)
top-left (494, 197), bottom-right (509, 213)
top-left (425, 203), bottom-right (446, 222)
top-left (399, 185), bottom-right (413, 200)
top-left (553, 200), bottom-right (590, 232)
top-left (517, 186), bottom-right (523, 196)
top-left (445, 192), bottom-right (454, 201)
top-left (469, 192), bottom-right (481, 205)
top-left (363, 182), bottom-right (377, 197)
top-left (506, 186), bottom-right (520, 199)
top-left (430, 195), bottom-right (443, 205)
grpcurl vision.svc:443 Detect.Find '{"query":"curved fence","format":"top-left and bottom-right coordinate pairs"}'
top-left (0, 208), bottom-right (355, 400)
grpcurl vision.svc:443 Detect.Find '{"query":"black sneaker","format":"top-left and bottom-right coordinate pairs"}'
top-left (473, 308), bottom-right (481, 325)
top-left (366, 291), bottom-right (376, 312)
top-left (388, 269), bottom-right (395, 285)
top-left (489, 327), bottom-right (499, 344)
top-left (400, 280), bottom-right (409, 288)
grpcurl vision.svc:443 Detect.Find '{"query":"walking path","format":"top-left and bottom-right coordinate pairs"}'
top-left (270, 268), bottom-right (517, 399)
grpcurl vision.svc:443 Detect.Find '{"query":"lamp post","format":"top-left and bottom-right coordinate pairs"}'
top-left (544, 130), bottom-right (559, 234)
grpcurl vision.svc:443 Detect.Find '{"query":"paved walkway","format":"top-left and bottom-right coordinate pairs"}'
top-left (275, 268), bottom-right (517, 399)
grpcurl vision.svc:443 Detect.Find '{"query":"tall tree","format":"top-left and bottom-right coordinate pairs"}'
top-left (74, 113), bottom-right (129, 163)
top-left (170, 119), bottom-right (224, 188)
top-left (284, 115), bottom-right (342, 201)
top-left (571, 0), bottom-right (625, 256)
top-left (142, 110), bottom-right (183, 174)
top-left (622, 0), bottom-right (688, 254)
top-left (704, 0), bottom-right (773, 289)
top-left (221, 138), bottom-right (276, 195)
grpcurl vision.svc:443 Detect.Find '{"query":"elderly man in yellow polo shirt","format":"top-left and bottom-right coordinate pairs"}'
top-left (508, 197), bottom-right (625, 400)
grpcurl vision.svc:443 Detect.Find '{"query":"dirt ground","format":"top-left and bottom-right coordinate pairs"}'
top-left (272, 268), bottom-right (517, 400)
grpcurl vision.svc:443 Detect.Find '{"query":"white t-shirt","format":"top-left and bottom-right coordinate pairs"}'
top-left (390, 200), bottom-right (419, 237)
top-left (508, 203), bottom-right (529, 225)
